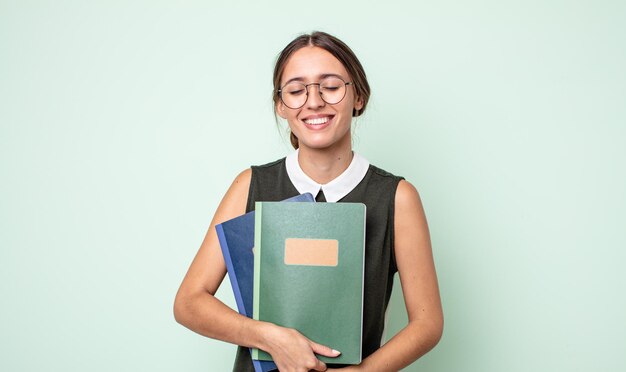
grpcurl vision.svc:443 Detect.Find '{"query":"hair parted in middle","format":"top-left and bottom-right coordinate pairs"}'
top-left (273, 31), bottom-right (371, 149)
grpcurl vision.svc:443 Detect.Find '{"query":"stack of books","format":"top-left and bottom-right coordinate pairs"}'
top-left (216, 194), bottom-right (366, 371)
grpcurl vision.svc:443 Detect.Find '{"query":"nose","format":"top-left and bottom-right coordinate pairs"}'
top-left (305, 84), bottom-right (325, 109)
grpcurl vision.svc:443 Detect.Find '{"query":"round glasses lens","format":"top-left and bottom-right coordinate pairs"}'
top-left (319, 77), bottom-right (347, 105)
top-left (279, 77), bottom-right (348, 109)
top-left (281, 82), bottom-right (308, 109)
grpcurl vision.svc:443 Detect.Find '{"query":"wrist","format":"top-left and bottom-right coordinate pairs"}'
top-left (247, 320), bottom-right (280, 351)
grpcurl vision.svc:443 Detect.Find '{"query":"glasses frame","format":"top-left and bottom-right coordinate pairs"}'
top-left (277, 77), bottom-right (353, 109)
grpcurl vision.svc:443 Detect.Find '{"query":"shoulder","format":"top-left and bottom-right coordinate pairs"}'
top-left (249, 157), bottom-right (287, 182)
top-left (368, 163), bottom-right (404, 181)
top-left (249, 157), bottom-right (288, 186)
top-left (213, 168), bottom-right (252, 224)
top-left (252, 157), bottom-right (286, 171)
top-left (251, 158), bottom-right (287, 184)
top-left (394, 179), bottom-right (427, 228)
top-left (395, 179), bottom-right (421, 205)
top-left (363, 164), bottom-right (406, 202)
top-left (232, 168), bottom-right (252, 188)
top-left (365, 164), bottom-right (405, 196)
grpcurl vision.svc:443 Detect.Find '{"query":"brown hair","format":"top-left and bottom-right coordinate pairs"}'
top-left (273, 31), bottom-right (371, 149)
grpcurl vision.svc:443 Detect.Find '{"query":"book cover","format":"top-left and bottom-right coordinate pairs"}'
top-left (215, 193), bottom-right (314, 372)
top-left (252, 202), bottom-right (366, 365)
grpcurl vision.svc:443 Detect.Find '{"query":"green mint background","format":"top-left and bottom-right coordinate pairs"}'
top-left (1, 1), bottom-right (624, 371)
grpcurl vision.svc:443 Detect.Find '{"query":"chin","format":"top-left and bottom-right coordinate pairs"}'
top-left (298, 141), bottom-right (332, 150)
top-left (299, 137), bottom-right (349, 151)
top-left (292, 128), bottom-right (351, 151)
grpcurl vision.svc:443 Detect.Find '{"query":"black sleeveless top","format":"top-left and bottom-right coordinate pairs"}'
top-left (232, 158), bottom-right (404, 371)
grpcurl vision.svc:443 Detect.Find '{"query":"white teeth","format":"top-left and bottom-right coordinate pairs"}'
top-left (304, 117), bottom-right (329, 125)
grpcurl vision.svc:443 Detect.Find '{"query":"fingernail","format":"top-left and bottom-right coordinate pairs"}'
top-left (332, 349), bottom-right (341, 355)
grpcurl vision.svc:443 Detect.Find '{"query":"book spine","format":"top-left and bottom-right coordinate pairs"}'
top-left (251, 202), bottom-right (263, 360)
top-left (359, 203), bottom-right (366, 363)
top-left (215, 224), bottom-right (246, 316)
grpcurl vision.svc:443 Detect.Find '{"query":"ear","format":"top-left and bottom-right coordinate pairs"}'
top-left (276, 101), bottom-right (287, 119)
top-left (354, 96), bottom-right (364, 112)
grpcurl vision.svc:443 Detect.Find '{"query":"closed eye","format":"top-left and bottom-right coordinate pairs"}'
top-left (287, 89), bottom-right (306, 96)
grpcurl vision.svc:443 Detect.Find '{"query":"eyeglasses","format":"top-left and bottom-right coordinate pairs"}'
top-left (277, 76), bottom-right (352, 109)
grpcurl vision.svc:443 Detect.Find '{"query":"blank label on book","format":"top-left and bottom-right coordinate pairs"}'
top-left (284, 238), bottom-right (338, 266)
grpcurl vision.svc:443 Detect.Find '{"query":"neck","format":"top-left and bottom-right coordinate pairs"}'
top-left (297, 143), bottom-right (353, 185)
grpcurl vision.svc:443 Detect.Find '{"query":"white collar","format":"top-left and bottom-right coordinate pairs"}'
top-left (285, 149), bottom-right (370, 203)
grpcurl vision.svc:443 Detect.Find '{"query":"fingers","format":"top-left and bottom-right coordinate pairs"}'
top-left (265, 326), bottom-right (340, 371)
top-left (306, 341), bottom-right (340, 371)
top-left (309, 341), bottom-right (341, 358)
top-left (311, 358), bottom-right (327, 371)
top-left (277, 355), bottom-right (326, 372)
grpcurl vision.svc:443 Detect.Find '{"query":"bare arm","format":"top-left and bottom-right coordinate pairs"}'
top-left (331, 180), bottom-right (443, 371)
top-left (173, 169), bottom-right (338, 372)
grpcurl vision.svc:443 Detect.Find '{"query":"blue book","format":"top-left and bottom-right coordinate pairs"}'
top-left (215, 193), bottom-right (314, 372)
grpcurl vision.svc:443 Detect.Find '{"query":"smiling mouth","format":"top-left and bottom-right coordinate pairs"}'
top-left (303, 116), bottom-right (333, 125)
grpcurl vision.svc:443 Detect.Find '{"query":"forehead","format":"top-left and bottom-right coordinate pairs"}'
top-left (281, 46), bottom-right (349, 83)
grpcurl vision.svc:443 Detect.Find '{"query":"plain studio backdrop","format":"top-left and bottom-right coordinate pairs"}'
top-left (1, 1), bottom-right (624, 371)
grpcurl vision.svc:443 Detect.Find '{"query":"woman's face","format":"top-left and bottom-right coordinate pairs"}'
top-left (277, 46), bottom-right (363, 151)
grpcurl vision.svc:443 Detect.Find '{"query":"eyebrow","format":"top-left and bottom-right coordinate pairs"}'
top-left (282, 73), bottom-right (345, 86)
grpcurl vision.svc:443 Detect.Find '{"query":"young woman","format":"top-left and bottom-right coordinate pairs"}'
top-left (174, 31), bottom-right (443, 372)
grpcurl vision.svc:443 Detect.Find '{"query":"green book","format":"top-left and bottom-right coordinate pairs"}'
top-left (252, 202), bottom-right (366, 365)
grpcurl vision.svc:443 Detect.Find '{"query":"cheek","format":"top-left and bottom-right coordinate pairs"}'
top-left (287, 110), bottom-right (300, 122)
top-left (286, 113), bottom-right (302, 131)
top-left (342, 100), bottom-right (357, 117)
